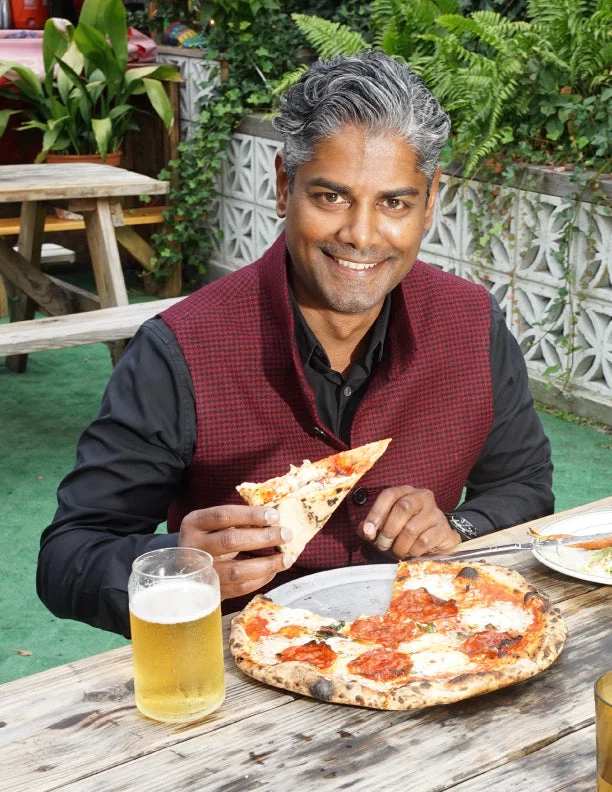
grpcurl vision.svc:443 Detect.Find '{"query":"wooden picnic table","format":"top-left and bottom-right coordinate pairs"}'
top-left (0, 163), bottom-right (171, 372)
top-left (1, 496), bottom-right (611, 792)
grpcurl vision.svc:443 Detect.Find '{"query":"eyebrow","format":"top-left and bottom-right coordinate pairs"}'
top-left (305, 179), bottom-right (421, 199)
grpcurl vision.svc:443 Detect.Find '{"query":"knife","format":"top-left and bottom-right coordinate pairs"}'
top-left (422, 532), bottom-right (612, 562)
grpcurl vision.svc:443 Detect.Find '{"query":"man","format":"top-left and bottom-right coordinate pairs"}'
top-left (37, 52), bottom-right (553, 638)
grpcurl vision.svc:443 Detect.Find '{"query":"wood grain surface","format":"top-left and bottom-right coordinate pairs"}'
top-left (0, 498), bottom-right (610, 792)
top-left (0, 164), bottom-right (169, 203)
top-left (0, 297), bottom-right (184, 355)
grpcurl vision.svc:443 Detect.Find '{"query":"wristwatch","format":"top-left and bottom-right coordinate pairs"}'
top-left (445, 513), bottom-right (480, 542)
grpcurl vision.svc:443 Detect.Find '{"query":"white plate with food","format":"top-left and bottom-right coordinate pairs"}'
top-left (532, 510), bottom-right (612, 585)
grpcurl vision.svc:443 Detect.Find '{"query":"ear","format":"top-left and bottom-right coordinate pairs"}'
top-left (423, 166), bottom-right (442, 233)
top-left (275, 152), bottom-right (289, 218)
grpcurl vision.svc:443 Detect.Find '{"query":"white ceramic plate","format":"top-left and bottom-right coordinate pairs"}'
top-left (269, 564), bottom-right (397, 621)
top-left (532, 510), bottom-right (612, 585)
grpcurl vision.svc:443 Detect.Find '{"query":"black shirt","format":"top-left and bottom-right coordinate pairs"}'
top-left (37, 293), bottom-right (553, 636)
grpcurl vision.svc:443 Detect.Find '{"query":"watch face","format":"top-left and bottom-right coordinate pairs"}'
top-left (447, 514), bottom-right (479, 540)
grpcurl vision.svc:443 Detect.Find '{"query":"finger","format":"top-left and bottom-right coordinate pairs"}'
top-left (374, 494), bottom-right (424, 553)
top-left (182, 505), bottom-right (280, 534)
top-left (188, 523), bottom-right (294, 556)
top-left (397, 522), bottom-right (461, 559)
top-left (360, 486), bottom-right (417, 542)
top-left (216, 553), bottom-right (292, 600)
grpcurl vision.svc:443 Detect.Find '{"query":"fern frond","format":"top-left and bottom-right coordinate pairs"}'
top-left (291, 14), bottom-right (369, 60)
top-left (271, 65), bottom-right (308, 97)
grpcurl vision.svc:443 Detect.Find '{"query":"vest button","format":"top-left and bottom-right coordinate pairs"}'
top-left (352, 487), bottom-right (368, 506)
top-left (313, 426), bottom-right (326, 439)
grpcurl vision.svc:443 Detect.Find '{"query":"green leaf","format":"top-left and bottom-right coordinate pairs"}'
top-left (108, 104), bottom-right (133, 120)
top-left (103, 0), bottom-right (128, 73)
top-left (0, 108), bottom-right (19, 138)
top-left (56, 50), bottom-right (87, 106)
top-left (42, 18), bottom-right (72, 76)
top-left (125, 65), bottom-right (182, 85)
top-left (546, 116), bottom-right (564, 141)
top-left (538, 70), bottom-right (556, 92)
top-left (1, 63), bottom-right (43, 101)
top-left (91, 116), bottom-right (112, 158)
top-left (142, 78), bottom-right (175, 130)
top-left (74, 23), bottom-right (121, 82)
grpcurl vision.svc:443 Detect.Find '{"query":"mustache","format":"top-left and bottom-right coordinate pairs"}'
top-left (320, 245), bottom-right (395, 261)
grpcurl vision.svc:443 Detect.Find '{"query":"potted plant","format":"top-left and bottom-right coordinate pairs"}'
top-left (0, 0), bottom-right (181, 163)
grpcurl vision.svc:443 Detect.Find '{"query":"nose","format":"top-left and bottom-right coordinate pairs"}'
top-left (336, 202), bottom-right (381, 250)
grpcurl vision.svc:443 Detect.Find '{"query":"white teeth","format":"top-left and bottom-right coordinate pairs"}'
top-left (335, 257), bottom-right (378, 270)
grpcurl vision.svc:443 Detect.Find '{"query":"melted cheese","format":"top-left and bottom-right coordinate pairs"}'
top-left (409, 648), bottom-right (474, 677)
top-left (398, 631), bottom-right (462, 653)
top-left (265, 607), bottom-right (331, 633)
top-left (458, 602), bottom-right (533, 632)
top-left (396, 573), bottom-right (458, 601)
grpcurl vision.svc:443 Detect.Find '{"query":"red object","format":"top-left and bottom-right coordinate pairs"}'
top-left (9, 0), bottom-right (48, 30)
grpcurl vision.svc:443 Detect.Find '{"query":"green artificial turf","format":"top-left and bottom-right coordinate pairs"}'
top-left (1, 337), bottom-right (611, 684)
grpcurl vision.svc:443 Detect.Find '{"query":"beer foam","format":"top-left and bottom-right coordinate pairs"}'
top-left (130, 580), bottom-right (219, 624)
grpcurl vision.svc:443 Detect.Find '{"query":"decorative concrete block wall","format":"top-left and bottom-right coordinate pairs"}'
top-left (206, 116), bottom-right (612, 422)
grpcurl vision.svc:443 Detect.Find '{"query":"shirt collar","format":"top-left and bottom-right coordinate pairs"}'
top-left (289, 285), bottom-right (391, 374)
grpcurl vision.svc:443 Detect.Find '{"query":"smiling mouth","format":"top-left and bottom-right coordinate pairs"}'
top-left (328, 254), bottom-right (380, 271)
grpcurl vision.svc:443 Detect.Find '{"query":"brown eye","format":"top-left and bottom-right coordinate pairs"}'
top-left (323, 192), bottom-right (340, 203)
top-left (382, 198), bottom-right (406, 210)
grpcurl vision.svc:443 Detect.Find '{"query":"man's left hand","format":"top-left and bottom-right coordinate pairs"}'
top-left (358, 486), bottom-right (461, 559)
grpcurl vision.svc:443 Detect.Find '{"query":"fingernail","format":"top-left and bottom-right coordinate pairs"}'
top-left (363, 521), bottom-right (376, 540)
top-left (281, 525), bottom-right (294, 542)
top-left (283, 553), bottom-right (295, 568)
top-left (265, 508), bottom-right (279, 523)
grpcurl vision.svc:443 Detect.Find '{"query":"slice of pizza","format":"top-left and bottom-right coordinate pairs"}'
top-left (236, 438), bottom-right (391, 560)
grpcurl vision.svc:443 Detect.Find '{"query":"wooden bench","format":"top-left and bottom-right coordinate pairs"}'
top-left (0, 205), bottom-right (168, 236)
top-left (0, 205), bottom-right (169, 318)
top-left (0, 297), bottom-right (184, 357)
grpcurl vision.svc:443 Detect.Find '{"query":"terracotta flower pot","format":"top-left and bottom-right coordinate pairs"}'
top-left (45, 151), bottom-right (123, 166)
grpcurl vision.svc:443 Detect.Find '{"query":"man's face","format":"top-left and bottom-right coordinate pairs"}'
top-left (276, 124), bottom-right (440, 315)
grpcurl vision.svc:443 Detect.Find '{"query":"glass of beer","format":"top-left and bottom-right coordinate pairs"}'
top-left (596, 671), bottom-right (612, 792)
top-left (128, 547), bottom-right (225, 723)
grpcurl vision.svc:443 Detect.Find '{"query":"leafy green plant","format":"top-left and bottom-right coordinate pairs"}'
top-left (0, 0), bottom-right (181, 161)
top-left (199, 0), bottom-right (281, 28)
top-left (150, 9), bottom-right (308, 282)
top-left (281, 0), bottom-right (611, 174)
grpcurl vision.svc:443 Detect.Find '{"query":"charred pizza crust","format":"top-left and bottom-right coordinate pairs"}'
top-left (236, 439), bottom-right (391, 559)
top-left (229, 561), bottom-right (567, 711)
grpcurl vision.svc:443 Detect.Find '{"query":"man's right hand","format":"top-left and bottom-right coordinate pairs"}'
top-left (178, 505), bottom-right (293, 600)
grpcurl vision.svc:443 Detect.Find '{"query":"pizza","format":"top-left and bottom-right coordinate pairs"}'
top-left (230, 559), bottom-right (567, 710)
top-left (236, 439), bottom-right (391, 560)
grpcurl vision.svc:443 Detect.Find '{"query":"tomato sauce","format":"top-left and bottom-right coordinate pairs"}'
top-left (347, 648), bottom-right (413, 681)
top-left (245, 615), bottom-right (272, 640)
top-left (388, 588), bottom-right (458, 622)
top-left (348, 615), bottom-right (419, 647)
top-left (277, 641), bottom-right (337, 670)
top-left (461, 630), bottom-right (522, 658)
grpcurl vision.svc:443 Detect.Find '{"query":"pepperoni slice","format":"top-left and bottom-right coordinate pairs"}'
top-left (277, 641), bottom-right (337, 671)
top-left (348, 614), bottom-right (419, 647)
top-left (388, 587), bottom-right (458, 621)
top-left (245, 615), bottom-right (272, 640)
top-left (347, 648), bottom-right (413, 682)
top-left (461, 630), bottom-right (522, 659)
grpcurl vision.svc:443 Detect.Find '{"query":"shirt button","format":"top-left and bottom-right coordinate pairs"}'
top-left (343, 385), bottom-right (352, 398)
top-left (352, 487), bottom-right (368, 506)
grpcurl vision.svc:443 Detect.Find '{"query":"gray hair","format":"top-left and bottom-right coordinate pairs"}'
top-left (273, 51), bottom-right (450, 188)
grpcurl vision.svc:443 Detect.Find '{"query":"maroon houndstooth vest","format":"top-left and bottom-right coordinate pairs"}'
top-left (161, 233), bottom-right (494, 570)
